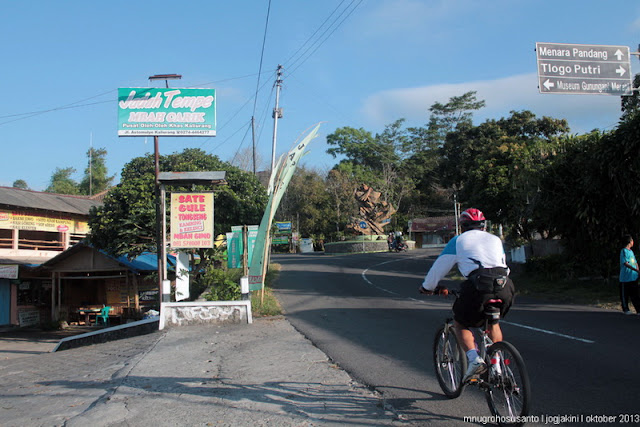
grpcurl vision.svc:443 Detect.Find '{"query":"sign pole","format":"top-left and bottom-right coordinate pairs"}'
top-left (148, 74), bottom-right (182, 314)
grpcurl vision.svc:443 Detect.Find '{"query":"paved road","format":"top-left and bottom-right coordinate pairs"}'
top-left (0, 319), bottom-right (401, 426)
top-left (274, 249), bottom-right (640, 426)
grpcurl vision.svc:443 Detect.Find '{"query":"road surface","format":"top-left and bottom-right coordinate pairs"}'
top-left (274, 249), bottom-right (639, 426)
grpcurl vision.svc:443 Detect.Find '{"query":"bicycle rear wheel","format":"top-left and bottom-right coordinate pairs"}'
top-left (485, 341), bottom-right (531, 426)
top-left (433, 325), bottom-right (467, 398)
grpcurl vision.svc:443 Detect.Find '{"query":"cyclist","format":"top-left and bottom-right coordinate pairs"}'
top-left (418, 208), bottom-right (515, 381)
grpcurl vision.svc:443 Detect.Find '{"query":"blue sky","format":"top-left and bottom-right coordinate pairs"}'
top-left (2, 0), bottom-right (640, 191)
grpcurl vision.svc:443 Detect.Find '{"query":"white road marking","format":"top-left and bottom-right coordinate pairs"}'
top-left (501, 321), bottom-right (595, 344)
top-left (361, 256), bottom-right (595, 344)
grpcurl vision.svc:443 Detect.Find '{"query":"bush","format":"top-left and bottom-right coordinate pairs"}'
top-left (199, 267), bottom-right (241, 301)
top-left (525, 254), bottom-right (577, 280)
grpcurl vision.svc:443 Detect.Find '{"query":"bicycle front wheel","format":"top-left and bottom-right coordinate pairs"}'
top-left (433, 325), bottom-right (467, 398)
top-left (485, 341), bottom-right (531, 426)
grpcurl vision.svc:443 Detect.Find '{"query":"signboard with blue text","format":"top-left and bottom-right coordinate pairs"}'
top-left (118, 88), bottom-right (216, 136)
top-left (275, 221), bottom-right (292, 233)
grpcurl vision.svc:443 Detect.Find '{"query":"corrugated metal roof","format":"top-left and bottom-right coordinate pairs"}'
top-left (39, 243), bottom-right (175, 273)
top-left (115, 251), bottom-right (176, 273)
top-left (0, 186), bottom-right (102, 215)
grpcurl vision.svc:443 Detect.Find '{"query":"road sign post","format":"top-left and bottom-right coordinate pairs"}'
top-left (536, 42), bottom-right (632, 95)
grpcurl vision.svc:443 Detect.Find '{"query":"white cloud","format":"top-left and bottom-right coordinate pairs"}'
top-left (629, 16), bottom-right (640, 32)
top-left (361, 0), bottom-right (476, 38)
top-left (360, 73), bottom-right (624, 134)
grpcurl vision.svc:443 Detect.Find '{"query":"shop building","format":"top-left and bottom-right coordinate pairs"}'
top-left (0, 186), bottom-right (102, 326)
top-left (408, 216), bottom-right (457, 248)
top-left (40, 243), bottom-right (168, 325)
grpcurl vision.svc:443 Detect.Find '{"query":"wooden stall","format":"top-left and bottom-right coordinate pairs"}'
top-left (40, 243), bottom-right (166, 325)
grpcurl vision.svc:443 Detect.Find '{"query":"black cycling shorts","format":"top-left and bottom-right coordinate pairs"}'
top-left (452, 276), bottom-right (515, 328)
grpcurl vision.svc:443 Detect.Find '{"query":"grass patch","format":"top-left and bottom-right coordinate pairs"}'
top-left (251, 263), bottom-right (283, 317)
top-left (510, 269), bottom-right (619, 309)
top-left (442, 262), bottom-right (620, 310)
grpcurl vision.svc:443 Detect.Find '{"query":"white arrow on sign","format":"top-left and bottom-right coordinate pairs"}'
top-left (616, 66), bottom-right (627, 76)
top-left (615, 49), bottom-right (624, 61)
top-left (543, 79), bottom-right (555, 90)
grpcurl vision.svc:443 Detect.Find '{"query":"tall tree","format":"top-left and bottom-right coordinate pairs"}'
top-left (440, 110), bottom-right (569, 240)
top-left (78, 147), bottom-right (115, 195)
top-left (46, 167), bottom-right (79, 195)
top-left (400, 92), bottom-right (486, 215)
top-left (325, 168), bottom-right (359, 234)
top-left (277, 167), bottom-right (333, 238)
top-left (620, 73), bottom-right (640, 122)
top-left (12, 179), bottom-right (29, 190)
top-left (534, 110), bottom-right (640, 275)
top-left (89, 148), bottom-right (268, 259)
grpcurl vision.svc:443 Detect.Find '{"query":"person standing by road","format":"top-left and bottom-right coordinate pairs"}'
top-left (619, 234), bottom-right (640, 315)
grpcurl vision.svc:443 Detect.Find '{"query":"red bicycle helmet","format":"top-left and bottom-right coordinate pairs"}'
top-left (460, 208), bottom-right (486, 230)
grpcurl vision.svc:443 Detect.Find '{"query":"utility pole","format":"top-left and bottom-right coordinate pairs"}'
top-left (270, 65), bottom-right (284, 177)
top-left (454, 193), bottom-right (460, 235)
top-left (89, 132), bottom-right (93, 196)
top-left (148, 73), bottom-right (181, 307)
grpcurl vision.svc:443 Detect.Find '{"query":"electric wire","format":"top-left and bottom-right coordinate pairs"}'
top-left (286, 0), bottom-right (363, 77)
top-left (229, 119), bottom-right (254, 167)
top-left (198, 74), bottom-right (274, 151)
top-left (252, 0), bottom-right (272, 119)
top-left (281, 0), bottom-right (348, 68)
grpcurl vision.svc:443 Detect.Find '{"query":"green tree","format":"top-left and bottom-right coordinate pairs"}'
top-left (78, 147), bottom-right (115, 195)
top-left (277, 167), bottom-right (333, 238)
top-left (534, 110), bottom-right (640, 276)
top-left (12, 179), bottom-right (29, 190)
top-left (325, 168), bottom-right (359, 234)
top-left (620, 73), bottom-right (640, 122)
top-left (327, 126), bottom-right (388, 170)
top-left (399, 92), bottom-right (486, 216)
top-left (46, 167), bottom-right (79, 195)
top-left (326, 121), bottom-right (414, 227)
top-left (423, 91), bottom-right (485, 150)
top-left (89, 148), bottom-right (268, 260)
top-left (440, 110), bottom-right (569, 241)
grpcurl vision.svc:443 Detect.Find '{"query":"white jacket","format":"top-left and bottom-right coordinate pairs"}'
top-left (421, 229), bottom-right (508, 291)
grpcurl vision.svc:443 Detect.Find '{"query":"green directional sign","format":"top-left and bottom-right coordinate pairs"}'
top-left (536, 42), bottom-right (632, 95)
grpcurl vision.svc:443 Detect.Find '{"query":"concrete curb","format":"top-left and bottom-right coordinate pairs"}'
top-left (53, 317), bottom-right (160, 352)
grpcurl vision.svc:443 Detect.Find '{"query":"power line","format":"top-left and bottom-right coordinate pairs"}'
top-left (286, 0), bottom-right (363, 76)
top-left (253, 0), bottom-right (273, 118)
top-left (198, 74), bottom-right (275, 151)
top-left (0, 98), bottom-right (113, 126)
top-left (229, 119), bottom-right (254, 166)
top-left (281, 0), bottom-right (348, 67)
top-left (0, 73), bottom-right (267, 128)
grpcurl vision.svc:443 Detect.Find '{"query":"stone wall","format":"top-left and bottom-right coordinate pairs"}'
top-left (324, 240), bottom-right (415, 255)
top-left (160, 301), bottom-right (252, 329)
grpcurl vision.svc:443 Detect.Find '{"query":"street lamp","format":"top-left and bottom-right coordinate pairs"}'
top-left (149, 74), bottom-right (182, 88)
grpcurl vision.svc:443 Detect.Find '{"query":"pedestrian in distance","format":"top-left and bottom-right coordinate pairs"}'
top-left (619, 234), bottom-right (640, 315)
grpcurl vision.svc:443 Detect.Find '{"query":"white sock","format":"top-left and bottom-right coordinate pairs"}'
top-left (466, 349), bottom-right (479, 362)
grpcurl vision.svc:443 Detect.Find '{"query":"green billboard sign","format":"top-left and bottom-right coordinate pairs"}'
top-left (118, 88), bottom-right (216, 137)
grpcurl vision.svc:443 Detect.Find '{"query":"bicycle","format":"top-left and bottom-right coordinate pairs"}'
top-left (432, 289), bottom-right (531, 426)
